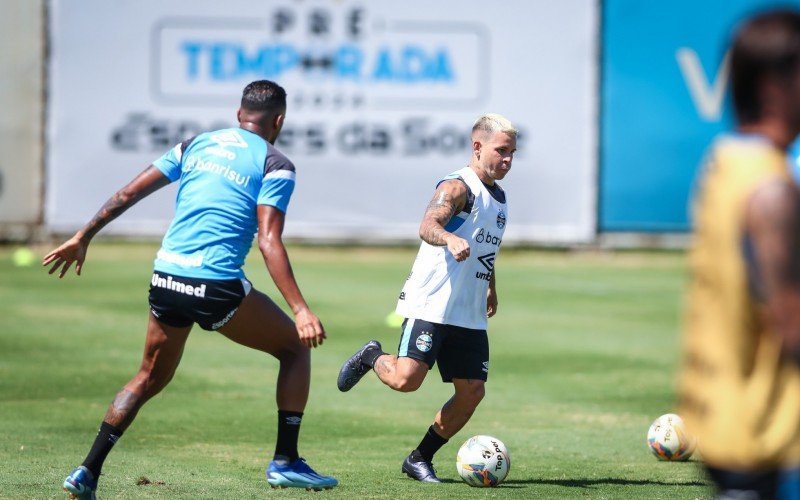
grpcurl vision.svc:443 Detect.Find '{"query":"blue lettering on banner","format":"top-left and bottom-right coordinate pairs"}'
top-left (180, 42), bottom-right (455, 83)
top-left (182, 42), bottom-right (299, 80)
top-left (372, 46), bottom-right (453, 82)
top-left (335, 45), bottom-right (362, 78)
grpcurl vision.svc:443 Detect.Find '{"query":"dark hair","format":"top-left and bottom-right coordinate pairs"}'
top-left (241, 80), bottom-right (287, 114)
top-left (731, 9), bottom-right (800, 124)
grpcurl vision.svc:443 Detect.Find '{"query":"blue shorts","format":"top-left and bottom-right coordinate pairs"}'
top-left (397, 318), bottom-right (489, 382)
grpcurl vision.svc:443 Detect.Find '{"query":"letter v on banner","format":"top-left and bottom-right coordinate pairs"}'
top-left (676, 48), bottom-right (731, 121)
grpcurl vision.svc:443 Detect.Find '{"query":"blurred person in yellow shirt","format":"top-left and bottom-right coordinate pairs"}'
top-left (679, 9), bottom-right (800, 499)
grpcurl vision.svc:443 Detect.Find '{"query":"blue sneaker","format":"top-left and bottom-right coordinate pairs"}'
top-left (63, 466), bottom-right (97, 500)
top-left (266, 458), bottom-right (338, 491)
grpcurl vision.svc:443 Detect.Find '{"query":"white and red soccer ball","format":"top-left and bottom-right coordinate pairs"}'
top-left (456, 435), bottom-right (511, 487)
top-left (647, 413), bottom-right (696, 461)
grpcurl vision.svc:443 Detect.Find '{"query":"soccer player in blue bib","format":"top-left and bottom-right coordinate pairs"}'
top-left (44, 80), bottom-right (337, 498)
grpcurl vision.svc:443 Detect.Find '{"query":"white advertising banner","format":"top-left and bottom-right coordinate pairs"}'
top-left (1, 0), bottom-right (43, 226)
top-left (47, 0), bottom-right (598, 243)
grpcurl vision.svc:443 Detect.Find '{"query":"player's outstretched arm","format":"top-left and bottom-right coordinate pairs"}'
top-left (745, 178), bottom-right (800, 363)
top-left (256, 204), bottom-right (326, 348)
top-left (419, 179), bottom-right (469, 261)
top-left (42, 166), bottom-right (171, 278)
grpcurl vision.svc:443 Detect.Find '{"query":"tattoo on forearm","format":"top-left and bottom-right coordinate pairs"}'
top-left (420, 191), bottom-right (458, 246)
top-left (84, 191), bottom-right (130, 240)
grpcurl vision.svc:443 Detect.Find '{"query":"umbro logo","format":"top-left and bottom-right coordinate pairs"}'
top-left (482, 361), bottom-right (489, 373)
top-left (210, 130), bottom-right (249, 149)
top-left (475, 253), bottom-right (495, 282)
top-left (478, 253), bottom-right (495, 271)
top-left (285, 416), bottom-right (302, 425)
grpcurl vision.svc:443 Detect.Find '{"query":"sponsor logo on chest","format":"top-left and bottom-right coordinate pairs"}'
top-left (475, 228), bottom-right (502, 247)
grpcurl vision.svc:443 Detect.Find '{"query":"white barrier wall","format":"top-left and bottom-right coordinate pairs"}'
top-left (0, 0), bottom-right (43, 228)
top-left (47, 0), bottom-right (598, 243)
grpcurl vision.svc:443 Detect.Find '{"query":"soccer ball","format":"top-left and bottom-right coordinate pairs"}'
top-left (456, 435), bottom-right (510, 487)
top-left (647, 413), bottom-right (696, 461)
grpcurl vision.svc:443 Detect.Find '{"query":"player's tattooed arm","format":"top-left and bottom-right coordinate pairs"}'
top-left (43, 165), bottom-right (170, 278)
top-left (746, 179), bottom-right (800, 364)
top-left (79, 166), bottom-right (171, 242)
top-left (419, 190), bottom-right (457, 245)
top-left (419, 179), bottom-right (470, 261)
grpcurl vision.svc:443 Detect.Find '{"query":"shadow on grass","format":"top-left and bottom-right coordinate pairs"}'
top-left (499, 478), bottom-right (709, 488)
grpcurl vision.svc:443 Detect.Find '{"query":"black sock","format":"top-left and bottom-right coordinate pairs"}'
top-left (361, 346), bottom-right (385, 368)
top-left (274, 410), bottom-right (303, 462)
top-left (414, 425), bottom-right (448, 463)
top-left (82, 422), bottom-right (123, 478)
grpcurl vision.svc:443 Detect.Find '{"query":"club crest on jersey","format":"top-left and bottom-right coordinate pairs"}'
top-left (416, 333), bottom-right (433, 352)
top-left (496, 210), bottom-right (506, 229)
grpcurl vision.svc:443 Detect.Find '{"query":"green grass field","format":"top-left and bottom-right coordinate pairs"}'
top-left (0, 242), bottom-right (709, 499)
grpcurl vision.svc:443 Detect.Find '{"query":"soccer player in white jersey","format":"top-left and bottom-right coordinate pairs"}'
top-left (337, 114), bottom-right (517, 482)
top-left (43, 80), bottom-right (337, 498)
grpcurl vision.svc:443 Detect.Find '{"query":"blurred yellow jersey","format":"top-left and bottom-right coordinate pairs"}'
top-left (679, 134), bottom-right (800, 470)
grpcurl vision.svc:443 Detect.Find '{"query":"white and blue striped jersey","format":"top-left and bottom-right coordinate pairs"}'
top-left (152, 128), bottom-right (296, 280)
top-left (396, 166), bottom-right (508, 330)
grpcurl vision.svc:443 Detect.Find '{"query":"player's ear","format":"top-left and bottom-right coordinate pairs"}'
top-left (473, 140), bottom-right (482, 160)
top-left (236, 108), bottom-right (242, 122)
top-left (274, 112), bottom-right (285, 131)
top-left (761, 76), bottom-right (791, 120)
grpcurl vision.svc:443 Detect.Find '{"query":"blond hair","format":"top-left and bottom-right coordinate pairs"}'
top-left (472, 113), bottom-right (518, 137)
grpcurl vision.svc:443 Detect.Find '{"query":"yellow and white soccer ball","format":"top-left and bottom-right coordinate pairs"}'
top-left (647, 413), bottom-right (696, 461)
top-left (456, 435), bottom-right (510, 487)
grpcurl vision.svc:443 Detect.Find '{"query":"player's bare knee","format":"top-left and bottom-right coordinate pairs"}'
top-left (394, 381), bottom-right (419, 393)
top-left (457, 382), bottom-right (485, 408)
top-left (129, 370), bottom-right (150, 391)
top-left (131, 368), bottom-right (172, 398)
top-left (392, 375), bottom-right (423, 392)
top-left (276, 344), bottom-right (310, 364)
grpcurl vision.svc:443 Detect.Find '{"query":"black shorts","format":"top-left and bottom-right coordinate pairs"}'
top-left (148, 271), bottom-right (251, 331)
top-left (397, 318), bottom-right (489, 382)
